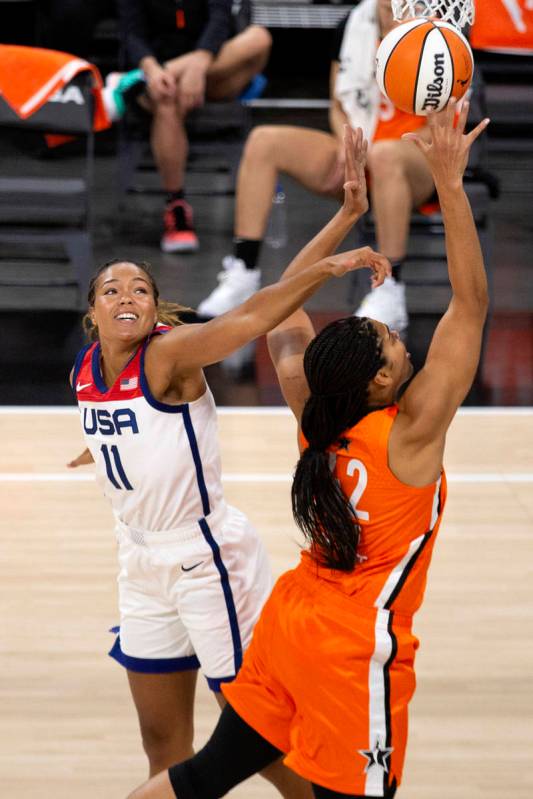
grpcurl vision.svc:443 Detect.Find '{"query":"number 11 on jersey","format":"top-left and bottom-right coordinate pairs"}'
top-left (101, 444), bottom-right (133, 490)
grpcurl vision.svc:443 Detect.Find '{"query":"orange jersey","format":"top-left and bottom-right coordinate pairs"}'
top-left (319, 404), bottom-right (446, 615)
top-left (224, 406), bottom-right (447, 795)
top-left (470, 0), bottom-right (533, 52)
top-left (373, 94), bottom-right (427, 142)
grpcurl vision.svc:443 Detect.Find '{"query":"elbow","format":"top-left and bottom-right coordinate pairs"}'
top-left (452, 287), bottom-right (489, 322)
top-left (467, 292), bottom-right (489, 323)
top-left (476, 288), bottom-right (490, 320)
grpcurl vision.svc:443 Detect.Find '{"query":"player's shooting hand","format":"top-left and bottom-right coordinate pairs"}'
top-left (402, 98), bottom-right (490, 189)
top-left (326, 246), bottom-right (391, 287)
top-left (67, 448), bottom-right (94, 468)
top-left (342, 125), bottom-right (369, 218)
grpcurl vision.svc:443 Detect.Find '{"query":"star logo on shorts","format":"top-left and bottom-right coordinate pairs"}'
top-left (358, 739), bottom-right (394, 774)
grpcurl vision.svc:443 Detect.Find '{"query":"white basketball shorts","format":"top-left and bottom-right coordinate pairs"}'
top-left (109, 502), bottom-right (273, 691)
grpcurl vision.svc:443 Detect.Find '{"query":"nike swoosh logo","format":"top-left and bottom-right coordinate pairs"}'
top-left (181, 561), bottom-right (203, 572)
top-left (76, 382), bottom-right (92, 391)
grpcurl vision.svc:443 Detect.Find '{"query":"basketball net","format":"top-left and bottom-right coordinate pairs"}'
top-left (391, 0), bottom-right (475, 29)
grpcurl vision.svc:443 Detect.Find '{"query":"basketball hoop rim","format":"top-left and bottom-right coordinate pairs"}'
top-left (390, 0), bottom-right (475, 30)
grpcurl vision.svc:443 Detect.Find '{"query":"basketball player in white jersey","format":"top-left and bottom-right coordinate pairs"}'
top-left (68, 167), bottom-right (391, 797)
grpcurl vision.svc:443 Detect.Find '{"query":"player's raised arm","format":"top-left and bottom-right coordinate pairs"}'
top-left (399, 99), bottom-right (490, 441)
top-left (266, 126), bottom-right (383, 421)
top-left (278, 126), bottom-right (370, 282)
top-left (154, 242), bottom-right (388, 369)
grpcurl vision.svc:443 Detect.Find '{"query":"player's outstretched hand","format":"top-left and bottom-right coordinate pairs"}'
top-left (67, 448), bottom-right (94, 468)
top-left (342, 125), bottom-right (369, 218)
top-left (326, 246), bottom-right (391, 288)
top-left (401, 98), bottom-right (489, 188)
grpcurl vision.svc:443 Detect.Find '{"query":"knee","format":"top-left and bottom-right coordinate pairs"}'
top-left (139, 718), bottom-right (194, 772)
top-left (152, 96), bottom-right (182, 121)
top-left (367, 139), bottom-right (405, 182)
top-left (242, 125), bottom-right (281, 164)
top-left (247, 25), bottom-right (273, 59)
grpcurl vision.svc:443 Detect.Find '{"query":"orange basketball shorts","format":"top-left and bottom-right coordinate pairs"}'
top-left (222, 556), bottom-right (419, 796)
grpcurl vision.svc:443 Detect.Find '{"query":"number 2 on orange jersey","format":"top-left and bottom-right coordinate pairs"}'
top-left (346, 458), bottom-right (370, 521)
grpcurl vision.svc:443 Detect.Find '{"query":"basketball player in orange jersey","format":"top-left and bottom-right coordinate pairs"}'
top-left (126, 100), bottom-right (489, 799)
top-left (197, 0), bottom-right (434, 334)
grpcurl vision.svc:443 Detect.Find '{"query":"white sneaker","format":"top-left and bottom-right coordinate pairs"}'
top-left (353, 277), bottom-right (408, 333)
top-left (197, 256), bottom-right (261, 317)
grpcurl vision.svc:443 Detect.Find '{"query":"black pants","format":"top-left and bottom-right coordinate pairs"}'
top-left (168, 703), bottom-right (397, 799)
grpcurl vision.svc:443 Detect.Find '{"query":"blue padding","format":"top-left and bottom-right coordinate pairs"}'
top-left (108, 635), bottom-right (200, 674)
top-left (239, 73), bottom-right (267, 101)
top-left (206, 674), bottom-right (236, 692)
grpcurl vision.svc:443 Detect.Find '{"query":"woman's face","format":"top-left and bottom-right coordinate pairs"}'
top-left (373, 319), bottom-right (414, 389)
top-left (90, 262), bottom-right (158, 344)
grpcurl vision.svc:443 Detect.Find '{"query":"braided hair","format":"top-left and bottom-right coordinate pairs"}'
top-left (82, 258), bottom-right (190, 341)
top-left (292, 316), bottom-right (386, 572)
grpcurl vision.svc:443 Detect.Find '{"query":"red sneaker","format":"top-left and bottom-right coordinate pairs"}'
top-left (161, 200), bottom-right (199, 253)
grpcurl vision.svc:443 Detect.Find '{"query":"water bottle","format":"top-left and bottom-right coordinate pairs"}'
top-left (265, 182), bottom-right (288, 249)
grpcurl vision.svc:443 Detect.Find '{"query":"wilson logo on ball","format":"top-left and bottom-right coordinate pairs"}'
top-left (422, 52), bottom-right (446, 111)
top-left (375, 19), bottom-right (474, 116)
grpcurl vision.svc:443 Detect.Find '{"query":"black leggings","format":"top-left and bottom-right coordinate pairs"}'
top-left (168, 703), bottom-right (397, 799)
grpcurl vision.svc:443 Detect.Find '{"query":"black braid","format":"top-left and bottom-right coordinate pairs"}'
top-left (291, 317), bottom-right (385, 571)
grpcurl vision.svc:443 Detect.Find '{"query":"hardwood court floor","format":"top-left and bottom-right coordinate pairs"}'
top-left (1, 408), bottom-right (532, 799)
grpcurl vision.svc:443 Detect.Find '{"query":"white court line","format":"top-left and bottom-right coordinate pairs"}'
top-left (0, 407), bottom-right (294, 416)
top-left (0, 406), bottom-right (532, 416)
top-left (1, 472), bottom-right (533, 483)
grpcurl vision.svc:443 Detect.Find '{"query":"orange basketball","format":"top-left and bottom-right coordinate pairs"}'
top-left (375, 19), bottom-right (474, 115)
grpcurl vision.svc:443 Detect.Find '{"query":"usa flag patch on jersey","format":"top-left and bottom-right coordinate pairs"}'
top-left (121, 376), bottom-right (138, 390)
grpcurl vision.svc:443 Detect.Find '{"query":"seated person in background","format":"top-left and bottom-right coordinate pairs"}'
top-left (198, 0), bottom-right (434, 334)
top-left (118, 0), bottom-right (272, 254)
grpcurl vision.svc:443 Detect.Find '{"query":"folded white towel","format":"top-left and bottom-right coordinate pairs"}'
top-left (334, 0), bottom-right (381, 142)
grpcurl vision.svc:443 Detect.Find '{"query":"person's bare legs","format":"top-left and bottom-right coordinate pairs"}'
top-left (126, 681), bottom-right (312, 799)
top-left (149, 96), bottom-right (188, 192)
top-left (206, 25), bottom-right (272, 101)
top-left (127, 669), bottom-right (198, 776)
top-left (145, 93), bottom-right (198, 252)
top-left (367, 138), bottom-right (435, 260)
top-left (197, 125), bottom-right (341, 316)
top-left (213, 691), bottom-right (313, 799)
top-left (235, 125), bottom-right (341, 238)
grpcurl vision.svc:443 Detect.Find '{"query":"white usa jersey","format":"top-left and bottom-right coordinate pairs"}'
top-left (72, 326), bottom-right (224, 533)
